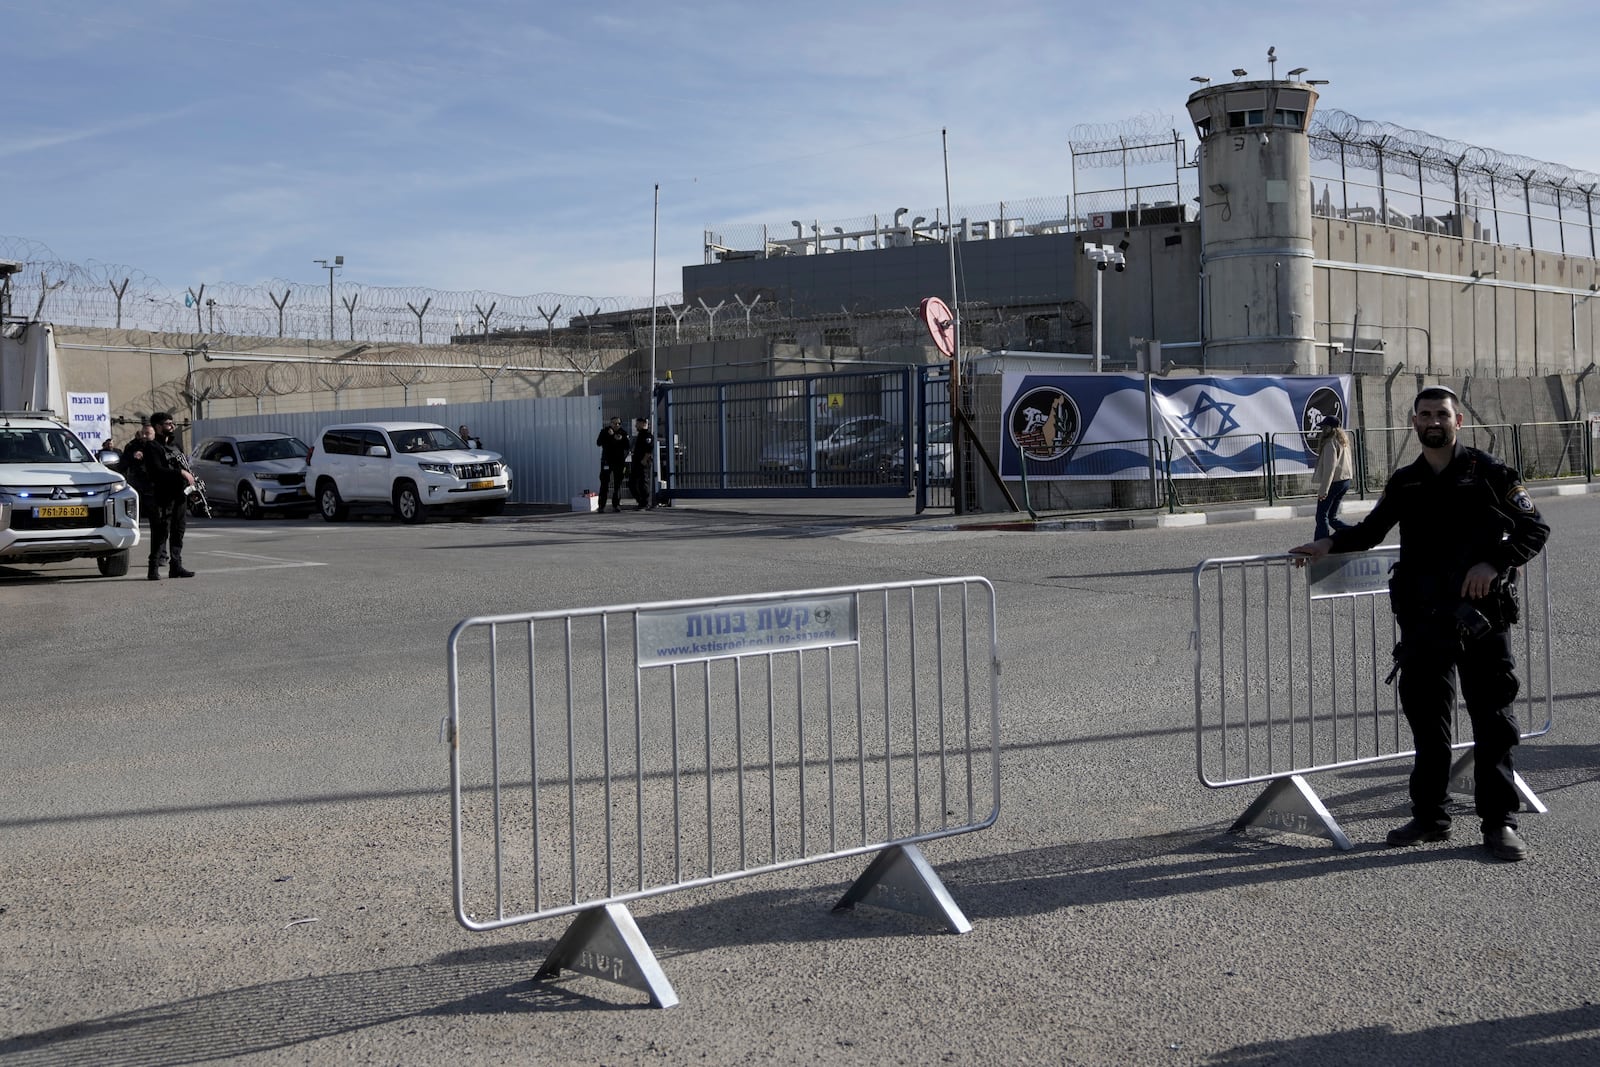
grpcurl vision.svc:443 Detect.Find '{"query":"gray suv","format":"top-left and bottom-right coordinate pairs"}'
top-left (190, 433), bottom-right (314, 518)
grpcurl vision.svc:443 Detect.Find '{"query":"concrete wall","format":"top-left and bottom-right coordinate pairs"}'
top-left (682, 214), bottom-right (1600, 381)
top-left (44, 326), bottom-right (634, 433)
top-left (1314, 221), bottom-right (1600, 377)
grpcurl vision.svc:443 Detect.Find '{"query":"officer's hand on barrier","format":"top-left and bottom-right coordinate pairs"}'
top-left (1287, 539), bottom-right (1332, 567)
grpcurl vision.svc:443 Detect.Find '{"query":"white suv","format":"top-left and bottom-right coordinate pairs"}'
top-left (307, 422), bottom-right (512, 523)
top-left (0, 411), bottom-right (140, 576)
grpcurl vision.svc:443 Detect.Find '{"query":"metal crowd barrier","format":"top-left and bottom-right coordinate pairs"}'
top-left (1191, 549), bottom-right (1553, 849)
top-left (443, 577), bottom-right (1000, 1007)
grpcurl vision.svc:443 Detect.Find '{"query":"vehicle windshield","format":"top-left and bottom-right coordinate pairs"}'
top-left (389, 427), bottom-right (467, 454)
top-left (929, 422), bottom-right (952, 444)
top-left (0, 428), bottom-right (93, 464)
top-left (831, 422), bottom-right (879, 444)
top-left (239, 437), bottom-right (310, 463)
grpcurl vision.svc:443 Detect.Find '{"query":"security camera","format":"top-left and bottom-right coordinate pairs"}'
top-left (1114, 261), bottom-right (1125, 272)
top-left (1258, 130), bottom-right (1270, 147)
top-left (1096, 260), bottom-right (1108, 271)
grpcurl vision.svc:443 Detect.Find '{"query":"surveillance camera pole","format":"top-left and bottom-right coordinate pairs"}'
top-left (314, 256), bottom-right (343, 340)
top-left (1083, 243), bottom-right (1126, 372)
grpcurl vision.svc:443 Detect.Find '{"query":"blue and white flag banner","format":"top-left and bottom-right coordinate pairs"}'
top-left (999, 373), bottom-right (1351, 480)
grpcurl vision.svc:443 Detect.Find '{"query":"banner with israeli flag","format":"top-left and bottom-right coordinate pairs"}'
top-left (999, 373), bottom-right (1351, 480)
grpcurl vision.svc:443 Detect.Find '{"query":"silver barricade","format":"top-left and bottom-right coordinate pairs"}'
top-left (444, 576), bottom-right (1000, 1007)
top-left (1191, 549), bottom-right (1552, 849)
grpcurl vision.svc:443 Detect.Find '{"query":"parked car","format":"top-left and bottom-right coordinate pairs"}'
top-left (190, 433), bottom-right (314, 519)
top-left (925, 421), bottom-right (953, 484)
top-left (823, 422), bottom-right (906, 474)
top-left (757, 415), bottom-right (894, 475)
top-left (0, 410), bottom-right (140, 576)
top-left (306, 422), bottom-right (512, 523)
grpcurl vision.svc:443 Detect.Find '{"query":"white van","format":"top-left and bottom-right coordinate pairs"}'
top-left (306, 422), bottom-right (512, 523)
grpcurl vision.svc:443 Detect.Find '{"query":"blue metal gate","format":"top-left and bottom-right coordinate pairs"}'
top-left (659, 367), bottom-right (953, 510)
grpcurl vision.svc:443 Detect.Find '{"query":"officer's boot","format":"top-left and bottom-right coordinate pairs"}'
top-left (169, 556), bottom-right (196, 578)
top-left (147, 558), bottom-right (162, 581)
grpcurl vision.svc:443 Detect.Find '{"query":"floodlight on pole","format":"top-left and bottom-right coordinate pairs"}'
top-left (313, 255), bottom-right (343, 340)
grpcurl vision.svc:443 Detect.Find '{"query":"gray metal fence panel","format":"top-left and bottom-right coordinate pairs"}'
top-left (1192, 548), bottom-right (1553, 790)
top-left (193, 394), bottom-right (600, 505)
top-left (445, 577), bottom-right (1000, 930)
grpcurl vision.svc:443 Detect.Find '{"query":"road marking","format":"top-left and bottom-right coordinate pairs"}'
top-left (195, 550), bottom-right (326, 572)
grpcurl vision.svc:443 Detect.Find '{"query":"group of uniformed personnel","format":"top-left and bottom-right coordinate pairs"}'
top-left (594, 416), bottom-right (656, 513)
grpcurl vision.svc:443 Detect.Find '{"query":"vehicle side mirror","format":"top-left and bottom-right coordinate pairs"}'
top-left (97, 449), bottom-right (121, 465)
top-left (367, 445), bottom-right (390, 458)
top-left (219, 455), bottom-right (236, 465)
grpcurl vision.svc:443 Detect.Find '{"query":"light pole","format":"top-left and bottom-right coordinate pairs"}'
top-left (1083, 242), bottom-right (1126, 372)
top-left (313, 256), bottom-right (343, 340)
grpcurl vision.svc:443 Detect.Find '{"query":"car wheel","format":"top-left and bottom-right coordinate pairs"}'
top-left (237, 482), bottom-right (261, 519)
top-left (318, 480), bottom-right (348, 521)
top-left (97, 550), bottom-right (131, 577)
top-left (394, 481), bottom-right (427, 524)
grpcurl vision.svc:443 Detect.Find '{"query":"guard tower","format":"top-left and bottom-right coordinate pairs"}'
top-left (1186, 61), bottom-right (1320, 371)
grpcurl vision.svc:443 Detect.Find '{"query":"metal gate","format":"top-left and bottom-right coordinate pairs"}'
top-left (443, 576), bottom-right (1000, 1007)
top-left (659, 366), bottom-right (954, 510)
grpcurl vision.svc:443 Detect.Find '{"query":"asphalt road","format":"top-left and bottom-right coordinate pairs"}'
top-left (3, 493), bottom-right (1598, 1066)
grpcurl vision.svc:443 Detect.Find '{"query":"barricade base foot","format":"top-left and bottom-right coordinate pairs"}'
top-left (535, 903), bottom-right (679, 1008)
top-left (1229, 774), bottom-right (1353, 850)
top-left (1448, 751), bottom-right (1548, 814)
top-left (833, 843), bottom-right (972, 934)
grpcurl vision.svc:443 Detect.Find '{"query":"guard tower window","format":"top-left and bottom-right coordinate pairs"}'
top-left (1226, 107), bottom-right (1304, 130)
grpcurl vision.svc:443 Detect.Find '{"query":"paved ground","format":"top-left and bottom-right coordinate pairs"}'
top-left (3, 486), bottom-right (1598, 1065)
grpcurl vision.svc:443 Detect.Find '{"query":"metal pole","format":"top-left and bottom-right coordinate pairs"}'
top-left (943, 128), bottom-right (964, 515)
top-left (327, 265), bottom-right (335, 341)
top-left (1094, 267), bottom-right (1104, 373)
top-left (650, 183), bottom-right (660, 508)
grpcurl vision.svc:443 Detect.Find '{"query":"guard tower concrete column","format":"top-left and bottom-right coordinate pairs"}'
top-left (1187, 78), bottom-right (1320, 372)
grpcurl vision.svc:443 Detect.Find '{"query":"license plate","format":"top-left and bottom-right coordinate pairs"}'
top-left (468, 479), bottom-right (495, 490)
top-left (36, 505), bottom-right (89, 519)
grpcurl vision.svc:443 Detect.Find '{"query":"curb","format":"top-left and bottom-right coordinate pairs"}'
top-left (893, 479), bottom-right (1594, 534)
top-left (478, 480), bottom-right (1596, 533)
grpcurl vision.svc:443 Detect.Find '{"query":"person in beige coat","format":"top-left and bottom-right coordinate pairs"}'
top-left (1311, 416), bottom-right (1354, 539)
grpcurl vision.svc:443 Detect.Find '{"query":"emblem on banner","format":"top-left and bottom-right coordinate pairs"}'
top-left (1301, 386), bottom-right (1344, 456)
top-left (1008, 386), bottom-right (1081, 461)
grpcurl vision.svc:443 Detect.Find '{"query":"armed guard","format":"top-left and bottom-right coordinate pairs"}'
top-left (1291, 386), bottom-right (1549, 861)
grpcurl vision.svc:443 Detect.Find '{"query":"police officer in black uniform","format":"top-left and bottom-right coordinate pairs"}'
top-left (134, 412), bottom-right (198, 581)
top-left (595, 416), bottom-right (629, 513)
top-left (629, 416), bottom-right (655, 510)
top-left (1290, 385), bottom-right (1549, 861)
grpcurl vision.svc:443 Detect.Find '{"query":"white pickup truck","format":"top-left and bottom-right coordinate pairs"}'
top-left (0, 411), bottom-right (140, 577)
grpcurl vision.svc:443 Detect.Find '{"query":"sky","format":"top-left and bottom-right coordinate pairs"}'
top-left (6, 0), bottom-right (1600, 308)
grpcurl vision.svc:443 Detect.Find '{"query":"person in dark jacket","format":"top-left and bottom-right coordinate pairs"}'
top-left (121, 424), bottom-right (167, 566)
top-left (1290, 386), bottom-right (1549, 860)
top-left (595, 416), bottom-right (629, 513)
top-left (629, 417), bottom-right (656, 510)
top-left (133, 412), bottom-right (197, 580)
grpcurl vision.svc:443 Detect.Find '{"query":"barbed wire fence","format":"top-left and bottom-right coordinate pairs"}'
top-left (0, 234), bottom-right (684, 347)
top-left (8, 109), bottom-right (1598, 377)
